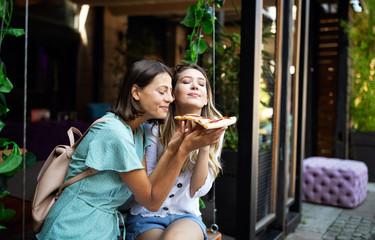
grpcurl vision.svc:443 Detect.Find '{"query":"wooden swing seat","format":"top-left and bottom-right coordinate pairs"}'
top-left (207, 229), bottom-right (222, 240)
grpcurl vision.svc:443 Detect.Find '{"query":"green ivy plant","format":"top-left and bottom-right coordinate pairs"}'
top-left (180, 0), bottom-right (240, 151)
top-left (205, 28), bottom-right (241, 150)
top-left (205, 24), bottom-right (275, 152)
top-left (181, 0), bottom-right (276, 151)
top-left (342, 0), bottom-right (375, 131)
top-left (0, 0), bottom-right (35, 231)
top-left (180, 0), bottom-right (224, 63)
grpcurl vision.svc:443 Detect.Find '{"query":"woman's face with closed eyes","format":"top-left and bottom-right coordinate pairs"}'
top-left (132, 72), bottom-right (174, 120)
top-left (173, 68), bottom-right (208, 115)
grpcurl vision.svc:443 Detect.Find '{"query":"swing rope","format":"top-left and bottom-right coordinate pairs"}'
top-left (22, 0), bottom-right (29, 238)
top-left (192, 2), bottom-right (220, 234)
top-left (210, 3), bottom-right (219, 234)
top-left (194, 2), bottom-right (220, 234)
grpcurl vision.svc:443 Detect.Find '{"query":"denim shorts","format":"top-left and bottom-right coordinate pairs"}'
top-left (124, 213), bottom-right (207, 240)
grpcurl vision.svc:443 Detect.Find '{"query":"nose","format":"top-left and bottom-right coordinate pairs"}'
top-left (165, 91), bottom-right (174, 102)
top-left (191, 81), bottom-right (199, 90)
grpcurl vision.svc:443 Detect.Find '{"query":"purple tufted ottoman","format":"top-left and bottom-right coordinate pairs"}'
top-left (302, 157), bottom-right (368, 208)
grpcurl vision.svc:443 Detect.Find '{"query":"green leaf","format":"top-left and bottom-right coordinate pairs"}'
top-left (202, 7), bottom-right (214, 34)
top-left (0, 190), bottom-right (9, 199)
top-left (0, 1), bottom-right (6, 19)
top-left (0, 207), bottom-right (16, 221)
top-left (214, 0), bottom-right (225, 7)
top-left (195, 8), bottom-right (205, 23)
top-left (199, 197), bottom-right (206, 208)
top-left (0, 138), bottom-right (8, 147)
top-left (0, 62), bottom-right (6, 80)
top-left (5, 152), bottom-right (36, 177)
top-left (0, 101), bottom-right (9, 116)
top-left (180, 5), bottom-right (196, 28)
top-left (0, 63), bottom-right (13, 93)
top-left (189, 45), bottom-right (197, 62)
top-left (0, 154), bottom-right (22, 174)
top-left (183, 49), bottom-right (193, 63)
top-left (6, 28), bottom-right (25, 37)
top-left (0, 92), bottom-right (6, 113)
top-left (0, 91), bottom-right (5, 104)
top-left (0, 76), bottom-right (13, 93)
top-left (181, 59), bottom-right (193, 64)
top-left (197, 0), bottom-right (205, 7)
top-left (0, 105), bottom-right (9, 117)
top-left (192, 38), bottom-right (206, 55)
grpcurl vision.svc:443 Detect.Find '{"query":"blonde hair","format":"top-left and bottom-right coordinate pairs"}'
top-left (158, 64), bottom-right (223, 178)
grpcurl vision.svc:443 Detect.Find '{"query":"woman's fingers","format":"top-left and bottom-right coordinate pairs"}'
top-left (168, 121), bottom-right (186, 151)
top-left (183, 126), bottom-right (227, 151)
top-left (204, 127), bottom-right (226, 143)
top-left (184, 120), bottom-right (193, 134)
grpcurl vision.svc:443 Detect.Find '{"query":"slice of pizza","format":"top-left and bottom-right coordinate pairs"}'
top-left (174, 113), bottom-right (237, 129)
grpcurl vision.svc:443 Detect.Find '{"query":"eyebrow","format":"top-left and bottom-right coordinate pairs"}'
top-left (180, 76), bottom-right (206, 81)
top-left (157, 85), bottom-right (172, 90)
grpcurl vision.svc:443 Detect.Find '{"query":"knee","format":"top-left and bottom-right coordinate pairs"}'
top-left (162, 233), bottom-right (187, 240)
top-left (162, 231), bottom-right (203, 240)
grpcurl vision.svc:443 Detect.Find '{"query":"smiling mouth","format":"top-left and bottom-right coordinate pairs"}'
top-left (160, 106), bottom-right (169, 111)
top-left (188, 93), bottom-right (200, 97)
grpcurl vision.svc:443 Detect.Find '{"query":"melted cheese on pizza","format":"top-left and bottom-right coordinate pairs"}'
top-left (174, 114), bottom-right (236, 129)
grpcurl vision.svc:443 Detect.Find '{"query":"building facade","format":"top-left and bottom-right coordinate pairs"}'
top-left (4, 0), bottom-right (359, 239)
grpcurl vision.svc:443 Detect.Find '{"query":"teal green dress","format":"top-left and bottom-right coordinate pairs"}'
top-left (36, 113), bottom-right (147, 240)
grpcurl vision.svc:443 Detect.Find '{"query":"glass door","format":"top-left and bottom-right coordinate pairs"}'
top-left (287, 0), bottom-right (302, 206)
top-left (256, 0), bottom-right (281, 230)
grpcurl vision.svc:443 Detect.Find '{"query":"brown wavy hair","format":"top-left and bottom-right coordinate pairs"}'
top-left (109, 58), bottom-right (172, 124)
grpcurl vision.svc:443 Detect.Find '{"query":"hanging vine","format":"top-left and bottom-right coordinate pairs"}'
top-left (180, 0), bottom-right (224, 63)
top-left (0, 0), bottom-right (35, 231)
top-left (181, 0), bottom-right (241, 150)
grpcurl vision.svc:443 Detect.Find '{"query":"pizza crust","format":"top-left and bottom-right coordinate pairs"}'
top-left (174, 114), bottom-right (237, 129)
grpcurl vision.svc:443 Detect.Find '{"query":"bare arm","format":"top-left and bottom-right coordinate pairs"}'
top-left (190, 133), bottom-right (225, 197)
top-left (120, 124), bottom-right (227, 211)
top-left (189, 145), bottom-right (210, 197)
top-left (119, 145), bottom-right (189, 212)
top-left (147, 121), bottom-right (187, 184)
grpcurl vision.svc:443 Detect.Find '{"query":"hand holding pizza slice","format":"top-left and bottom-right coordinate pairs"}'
top-left (174, 113), bottom-right (237, 129)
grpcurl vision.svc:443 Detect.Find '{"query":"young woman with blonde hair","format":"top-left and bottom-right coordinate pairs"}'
top-left (125, 64), bottom-right (225, 240)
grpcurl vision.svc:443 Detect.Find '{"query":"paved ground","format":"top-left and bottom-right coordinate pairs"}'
top-left (286, 182), bottom-right (375, 240)
top-left (221, 183), bottom-right (375, 240)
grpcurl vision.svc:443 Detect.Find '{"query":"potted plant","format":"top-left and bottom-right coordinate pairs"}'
top-left (343, 0), bottom-right (375, 182)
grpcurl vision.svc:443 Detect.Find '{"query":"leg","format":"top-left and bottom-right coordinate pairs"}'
top-left (160, 218), bottom-right (204, 240)
top-left (135, 228), bottom-right (164, 240)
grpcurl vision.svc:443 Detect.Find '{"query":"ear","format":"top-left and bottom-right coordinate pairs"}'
top-left (131, 84), bottom-right (141, 100)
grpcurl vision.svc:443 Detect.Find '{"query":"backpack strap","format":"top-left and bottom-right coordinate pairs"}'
top-left (72, 117), bottom-right (118, 148)
top-left (58, 118), bottom-right (144, 194)
top-left (56, 117), bottom-right (120, 194)
top-left (57, 168), bottom-right (99, 197)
